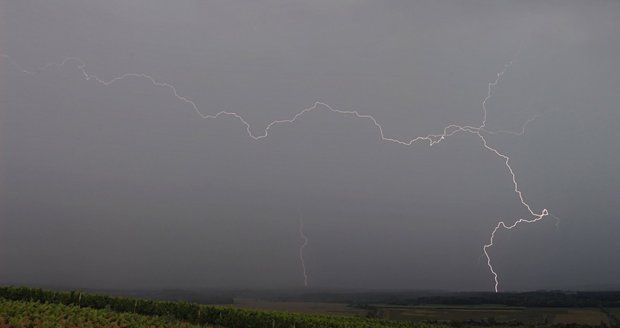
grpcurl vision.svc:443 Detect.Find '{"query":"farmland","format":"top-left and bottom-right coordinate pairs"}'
top-left (230, 300), bottom-right (616, 326)
top-left (0, 298), bottom-right (203, 328)
top-left (0, 286), bottom-right (619, 327)
top-left (0, 286), bottom-right (446, 328)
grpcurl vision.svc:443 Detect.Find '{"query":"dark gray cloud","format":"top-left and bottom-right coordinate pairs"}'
top-left (1, 0), bottom-right (619, 291)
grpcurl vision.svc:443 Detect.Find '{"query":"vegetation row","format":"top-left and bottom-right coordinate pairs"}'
top-left (0, 286), bottom-right (444, 328)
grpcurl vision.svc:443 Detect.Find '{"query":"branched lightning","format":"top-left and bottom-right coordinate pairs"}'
top-left (1, 52), bottom-right (550, 292)
top-left (298, 213), bottom-right (309, 287)
top-left (481, 59), bottom-right (516, 129)
top-left (485, 112), bottom-right (541, 136)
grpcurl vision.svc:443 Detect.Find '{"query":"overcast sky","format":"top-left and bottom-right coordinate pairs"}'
top-left (1, 0), bottom-right (619, 291)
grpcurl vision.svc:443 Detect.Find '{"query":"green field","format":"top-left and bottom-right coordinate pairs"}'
top-left (0, 286), bottom-right (447, 328)
top-left (0, 299), bottom-right (203, 327)
top-left (0, 286), bottom-right (617, 327)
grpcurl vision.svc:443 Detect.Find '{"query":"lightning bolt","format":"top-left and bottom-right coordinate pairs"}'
top-left (1, 51), bottom-right (550, 292)
top-left (480, 59), bottom-right (515, 129)
top-left (298, 213), bottom-right (309, 288)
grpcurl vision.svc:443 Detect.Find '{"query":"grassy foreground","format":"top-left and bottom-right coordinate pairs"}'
top-left (0, 286), bottom-right (446, 328)
top-left (0, 298), bottom-right (202, 327)
top-left (0, 286), bottom-right (614, 327)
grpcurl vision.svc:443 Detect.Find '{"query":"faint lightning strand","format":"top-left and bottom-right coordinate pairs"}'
top-left (298, 214), bottom-right (309, 287)
top-left (481, 59), bottom-right (516, 129)
top-left (1, 53), bottom-right (549, 292)
top-left (483, 112), bottom-right (541, 136)
top-left (483, 106), bottom-right (560, 137)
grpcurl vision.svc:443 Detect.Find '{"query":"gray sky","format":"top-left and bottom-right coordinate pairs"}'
top-left (1, 0), bottom-right (619, 291)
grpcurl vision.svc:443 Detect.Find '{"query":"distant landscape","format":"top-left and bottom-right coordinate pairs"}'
top-left (1, 286), bottom-right (619, 327)
top-left (2, 1), bottom-right (619, 327)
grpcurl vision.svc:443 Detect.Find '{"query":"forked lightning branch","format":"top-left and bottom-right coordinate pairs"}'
top-left (1, 51), bottom-right (551, 292)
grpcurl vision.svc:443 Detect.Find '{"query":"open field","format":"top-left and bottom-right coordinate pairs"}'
top-left (229, 299), bottom-right (615, 326)
top-left (1, 286), bottom-right (618, 327)
top-left (608, 307), bottom-right (620, 317)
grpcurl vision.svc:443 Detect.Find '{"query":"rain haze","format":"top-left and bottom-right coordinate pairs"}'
top-left (0, 0), bottom-right (619, 293)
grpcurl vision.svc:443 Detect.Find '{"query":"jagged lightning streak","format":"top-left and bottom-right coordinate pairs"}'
top-left (1, 52), bottom-right (549, 292)
top-left (478, 133), bottom-right (549, 292)
top-left (298, 214), bottom-right (309, 287)
top-left (474, 52), bottom-right (550, 291)
top-left (1, 53), bottom-right (528, 145)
